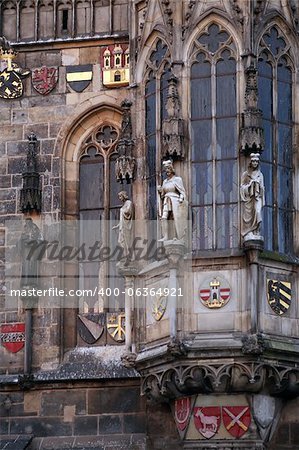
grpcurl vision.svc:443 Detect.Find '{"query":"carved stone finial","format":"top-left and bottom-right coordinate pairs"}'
top-left (162, 76), bottom-right (184, 160)
top-left (240, 65), bottom-right (264, 156)
top-left (20, 134), bottom-right (42, 213)
top-left (115, 100), bottom-right (135, 184)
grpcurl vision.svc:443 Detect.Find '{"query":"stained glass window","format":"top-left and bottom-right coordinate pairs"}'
top-left (258, 26), bottom-right (293, 254)
top-left (190, 24), bottom-right (238, 250)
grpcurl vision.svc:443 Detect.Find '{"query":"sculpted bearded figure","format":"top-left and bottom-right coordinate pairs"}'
top-left (157, 160), bottom-right (188, 242)
top-left (240, 153), bottom-right (265, 240)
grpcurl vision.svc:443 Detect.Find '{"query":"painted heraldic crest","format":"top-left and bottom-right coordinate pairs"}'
top-left (267, 278), bottom-right (291, 316)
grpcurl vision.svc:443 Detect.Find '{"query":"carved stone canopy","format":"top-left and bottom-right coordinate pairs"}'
top-left (115, 99), bottom-right (135, 183)
top-left (240, 66), bottom-right (264, 156)
top-left (20, 133), bottom-right (42, 213)
top-left (162, 75), bottom-right (184, 160)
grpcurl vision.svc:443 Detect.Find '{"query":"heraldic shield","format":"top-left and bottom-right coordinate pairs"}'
top-left (222, 406), bottom-right (251, 438)
top-left (0, 69), bottom-right (23, 99)
top-left (0, 323), bottom-right (25, 353)
top-left (267, 279), bottom-right (291, 316)
top-left (32, 66), bottom-right (58, 95)
top-left (174, 397), bottom-right (191, 432)
top-left (193, 407), bottom-right (221, 439)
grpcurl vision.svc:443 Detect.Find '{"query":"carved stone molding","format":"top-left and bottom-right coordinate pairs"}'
top-left (20, 132), bottom-right (42, 213)
top-left (182, 0), bottom-right (196, 40)
top-left (140, 361), bottom-right (299, 402)
top-left (184, 443), bottom-right (265, 450)
top-left (161, 0), bottom-right (173, 41)
top-left (229, 0), bottom-right (244, 25)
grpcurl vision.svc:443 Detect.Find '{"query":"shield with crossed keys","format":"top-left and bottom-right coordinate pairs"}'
top-left (222, 406), bottom-right (251, 438)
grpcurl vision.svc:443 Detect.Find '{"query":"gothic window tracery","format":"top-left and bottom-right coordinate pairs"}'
top-left (79, 123), bottom-right (126, 313)
top-left (258, 25), bottom-right (294, 254)
top-left (190, 23), bottom-right (238, 251)
top-left (145, 38), bottom-right (171, 220)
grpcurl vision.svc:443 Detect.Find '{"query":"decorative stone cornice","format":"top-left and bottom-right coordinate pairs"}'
top-left (140, 360), bottom-right (299, 402)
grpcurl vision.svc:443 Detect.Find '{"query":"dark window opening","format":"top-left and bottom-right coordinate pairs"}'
top-left (114, 72), bottom-right (121, 82)
top-left (62, 9), bottom-right (68, 31)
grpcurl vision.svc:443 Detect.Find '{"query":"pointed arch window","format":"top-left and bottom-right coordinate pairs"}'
top-left (258, 26), bottom-right (294, 254)
top-left (79, 124), bottom-right (127, 314)
top-left (190, 23), bottom-right (238, 251)
top-left (145, 39), bottom-right (171, 220)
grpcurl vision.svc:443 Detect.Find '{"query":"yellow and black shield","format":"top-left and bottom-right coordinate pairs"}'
top-left (0, 69), bottom-right (23, 99)
top-left (267, 279), bottom-right (291, 316)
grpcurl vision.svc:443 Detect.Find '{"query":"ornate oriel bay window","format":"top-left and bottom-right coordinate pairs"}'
top-left (190, 23), bottom-right (239, 251)
top-left (258, 25), bottom-right (294, 254)
top-left (145, 38), bottom-right (171, 220)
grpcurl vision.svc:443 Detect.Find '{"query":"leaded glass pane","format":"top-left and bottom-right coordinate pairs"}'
top-left (261, 206), bottom-right (274, 250)
top-left (79, 155), bottom-right (104, 210)
top-left (191, 77), bottom-right (211, 119)
top-left (216, 160), bottom-right (238, 203)
top-left (192, 53), bottom-right (211, 77)
top-left (278, 166), bottom-right (292, 209)
top-left (216, 203), bottom-right (238, 249)
top-left (192, 206), bottom-right (213, 250)
top-left (260, 162), bottom-right (273, 206)
top-left (191, 162), bottom-right (213, 205)
top-left (278, 125), bottom-right (292, 167)
top-left (216, 73), bottom-right (236, 117)
top-left (191, 120), bottom-right (212, 161)
top-left (216, 118), bottom-right (237, 159)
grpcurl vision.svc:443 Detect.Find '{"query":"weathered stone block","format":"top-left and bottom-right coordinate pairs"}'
top-left (73, 416), bottom-right (98, 435)
top-left (0, 175), bottom-right (11, 188)
top-left (88, 387), bottom-right (141, 414)
top-left (98, 415), bottom-right (122, 434)
top-left (0, 189), bottom-right (16, 201)
top-left (10, 417), bottom-right (72, 437)
top-left (123, 413), bottom-right (146, 434)
top-left (0, 125), bottom-right (23, 141)
top-left (12, 109), bottom-right (28, 124)
top-left (25, 123), bottom-right (48, 139)
top-left (7, 157), bottom-right (26, 174)
top-left (6, 140), bottom-right (28, 157)
top-left (41, 139), bottom-right (55, 155)
top-left (40, 390), bottom-right (86, 417)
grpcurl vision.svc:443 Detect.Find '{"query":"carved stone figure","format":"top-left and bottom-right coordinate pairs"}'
top-left (113, 191), bottom-right (134, 260)
top-left (19, 218), bottom-right (42, 289)
top-left (158, 160), bottom-right (188, 242)
top-left (240, 153), bottom-right (265, 240)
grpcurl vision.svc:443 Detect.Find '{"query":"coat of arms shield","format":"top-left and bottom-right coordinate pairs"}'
top-left (32, 66), bottom-right (58, 95)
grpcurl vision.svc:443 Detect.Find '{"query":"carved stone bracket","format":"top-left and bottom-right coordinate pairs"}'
top-left (140, 361), bottom-right (299, 402)
top-left (161, 0), bottom-right (173, 41)
top-left (20, 133), bottom-right (42, 213)
top-left (240, 66), bottom-right (264, 156)
top-left (182, 0), bottom-right (196, 39)
top-left (162, 75), bottom-right (184, 160)
top-left (115, 100), bottom-right (136, 184)
top-left (242, 334), bottom-right (265, 355)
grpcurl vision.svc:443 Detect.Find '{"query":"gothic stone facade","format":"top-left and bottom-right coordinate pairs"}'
top-left (0, 0), bottom-right (299, 449)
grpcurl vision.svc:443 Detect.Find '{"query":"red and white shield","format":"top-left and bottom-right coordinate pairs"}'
top-left (174, 397), bottom-right (191, 431)
top-left (222, 406), bottom-right (251, 438)
top-left (32, 66), bottom-right (58, 95)
top-left (220, 287), bottom-right (230, 301)
top-left (199, 289), bottom-right (210, 302)
top-left (193, 407), bottom-right (221, 439)
top-left (0, 323), bottom-right (25, 353)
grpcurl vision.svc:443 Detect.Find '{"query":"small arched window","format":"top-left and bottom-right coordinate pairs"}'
top-left (190, 23), bottom-right (238, 251)
top-left (258, 26), bottom-right (294, 254)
